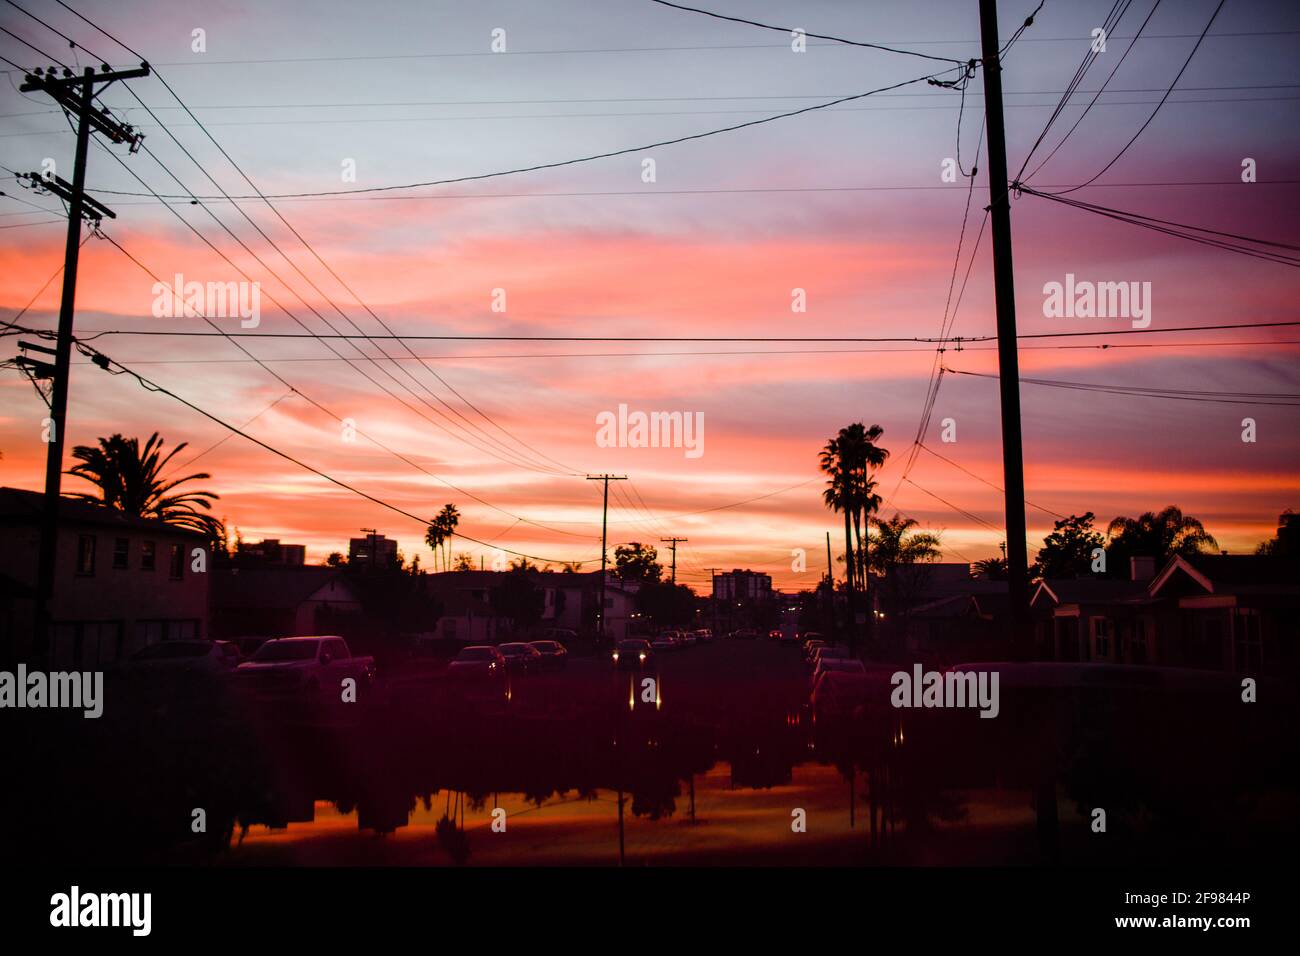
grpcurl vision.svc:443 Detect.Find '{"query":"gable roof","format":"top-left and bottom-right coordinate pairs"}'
top-left (1150, 553), bottom-right (1300, 597)
top-left (1034, 577), bottom-right (1149, 606)
top-left (213, 567), bottom-right (358, 611)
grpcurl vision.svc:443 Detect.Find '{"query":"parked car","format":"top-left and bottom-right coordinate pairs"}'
top-left (613, 639), bottom-right (655, 670)
top-left (693, 629), bottom-right (713, 643)
top-left (448, 645), bottom-right (506, 680)
top-left (234, 636), bottom-right (375, 700)
top-left (497, 642), bottom-right (543, 675)
top-left (732, 628), bottom-right (761, 640)
top-left (802, 639), bottom-right (826, 662)
top-left (810, 656), bottom-right (867, 690)
top-left (128, 640), bottom-right (239, 677)
top-left (808, 644), bottom-right (851, 670)
top-left (528, 640), bottom-right (569, 670)
top-left (650, 634), bottom-right (679, 653)
top-left (538, 627), bottom-right (578, 644)
top-left (810, 667), bottom-right (873, 720)
top-left (232, 635), bottom-right (273, 659)
top-left (676, 631), bottom-right (698, 648)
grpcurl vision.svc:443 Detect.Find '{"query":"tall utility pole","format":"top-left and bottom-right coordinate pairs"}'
top-left (978, 0), bottom-right (1030, 654)
top-left (659, 537), bottom-right (688, 585)
top-left (24, 64), bottom-right (149, 664)
top-left (586, 474), bottom-right (626, 643)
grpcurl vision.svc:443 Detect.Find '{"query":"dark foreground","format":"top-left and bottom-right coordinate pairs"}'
top-left (3, 639), bottom-right (1296, 866)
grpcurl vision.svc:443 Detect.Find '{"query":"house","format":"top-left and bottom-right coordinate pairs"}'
top-left (428, 589), bottom-right (509, 644)
top-left (1145, 554), bottom-right (1299, 677)
top-left (0, 486), bottom-right (210, 668)
top-left (1029, 573), bottom-right (1153, 664)
top-left (423, 569), bottom-right (637, 641)
top-left (1033, 553), bottom-right (1299, 679)
top-left (210, 566), bottom-right (362, 640)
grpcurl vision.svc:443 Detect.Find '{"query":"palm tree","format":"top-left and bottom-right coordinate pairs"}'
top-left (870, 514), bottom-right (941, 572)
top-left (1106, 505), bottom-right (1218, 571)
top-left (972, 556), bottom-right (1009, 580)
top-left (435, 503), bottom-right (460, 570)
top-left (424, 521), bottom-right (446, 570)
top-left (870, 513), bottom-right (942, 615)
top-left (820, 423), bottom-right (889, 650)
top-left (66, 432), bottom-right (223, 543)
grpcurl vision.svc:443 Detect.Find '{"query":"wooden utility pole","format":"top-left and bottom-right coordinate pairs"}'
top-left (659, 536), bottom-right (687, 585)
top-left (586, 474), bottom-right (626, 643)
top-left (23, 63), bottom-right (148, 664)
top-left (978, 0), bottom-right (1030, 653)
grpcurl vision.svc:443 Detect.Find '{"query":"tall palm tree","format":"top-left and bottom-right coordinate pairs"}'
top-left (66, 432), bottom-right (223, 542)
top-left (424, 520), bottom-right (446, 571)
top-left (435, 503), bottom-right (460, 571)
top-left (820, 423), bottom-right (889, 649)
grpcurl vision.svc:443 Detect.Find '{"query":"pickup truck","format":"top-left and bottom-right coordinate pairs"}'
top-left (233, 635), bottom-right (375, 701)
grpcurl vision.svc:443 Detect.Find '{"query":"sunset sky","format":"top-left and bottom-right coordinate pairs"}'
top-left (1, 0), bottom-right (1297, 590)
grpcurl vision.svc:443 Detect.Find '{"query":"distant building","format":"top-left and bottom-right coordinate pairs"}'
top-left (0, 486), bottom-right (210, 667)
top-left (424, 569), bottom-right (636, 641)
top-left (712, 569), bottom-right (773, 602)
top-left (239, 538), bottom-right (306, 566)
top-left (348, 533), bottom-right (398, 569)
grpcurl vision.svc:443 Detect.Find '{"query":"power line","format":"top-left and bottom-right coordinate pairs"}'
top-left (1022, 0), bottom-right (1162, 182)
top-left (25, 319), bottom-right (600, 565)
top-left (98, 46), bottom-right (584, 479)
top-left (645, 0), bottom-right (968, 65)
top-left (56, 339), bottom-right (1300, 367)
top-left (1018, 185), bottom-right (1300, 267)
top-left (76, 68), bottom-right (965, 200)
top-left (1048, 0), bottom-right (1228, 194)
top-left (918, 443), bottom-right (1067, 518)
top-left (944, 366), bottom-right (1300, 407)
top-left (45, 319), bottom-right (1300, 344)
top-left (91, 229), bottom-right (599, 538)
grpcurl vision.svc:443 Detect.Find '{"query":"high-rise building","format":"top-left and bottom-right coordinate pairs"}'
top-left (348, 532), bottom-right (398, 569)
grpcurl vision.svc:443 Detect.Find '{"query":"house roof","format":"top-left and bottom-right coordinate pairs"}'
top-left (0, 486), bottom-right (207, 537)
top-left (212, 566), bottom-right (357, 611)
top-left (1151, 553), bottom-right (1300, 597)
top-left (1033, 577), bottom-right (1149, 607)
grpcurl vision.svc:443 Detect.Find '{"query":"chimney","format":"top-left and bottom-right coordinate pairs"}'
top-left (1130, 555), bottom-right (1156, 582)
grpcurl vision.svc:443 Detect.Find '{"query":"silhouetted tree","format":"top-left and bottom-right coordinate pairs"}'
top-left (66, 431), bottom-right (224, 545)
top-left (1106, 505), bottom-right (1217, 575)
top-left (1033, 512), bottom-right (1105, 579)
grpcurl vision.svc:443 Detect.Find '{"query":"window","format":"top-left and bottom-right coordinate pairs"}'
top-left (112, 538), bottom-right (129, 570)
top-left (1131, 619), bottom-right (1149, 665)
top-left (169, 543), bottom-right (184, 580)
top-left (76, 534), bottom-right (96, 575)
top-left (1234, 609), bottom-right (1263, 673)
top-left (141, 540), bottom-right (156, 571)
top-left (1091, 617), bottom-right (1111, 659)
